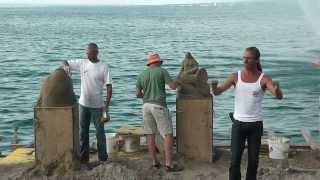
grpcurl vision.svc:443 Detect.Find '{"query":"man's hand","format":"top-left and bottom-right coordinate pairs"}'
top-left (136, 88), bottom-right (143, 98)
top-left (168, 80), bottom-right (179, 90)
top-left (273, 81), bottom-right (283, 99)
top-left (63, 66), bottom-right (71, 76)
top-left (210, 80), bottom-right (218, 92)
top-left (101, 102), bottom-right (110, 123)
top-left (60, 60), bottom-right (71, 76)
top-left (265, 77), bottom-right (283, 100)
top-left (273, 81), bottom-right (279, 91)
top-left (103, 102), bottom-right (109, 113)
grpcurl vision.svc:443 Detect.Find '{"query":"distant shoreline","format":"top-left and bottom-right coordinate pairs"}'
top-left (0, 2), bottom-right (237, 8)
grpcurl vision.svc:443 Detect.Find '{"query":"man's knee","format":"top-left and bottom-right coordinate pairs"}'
top-left (146, 134), bottom-right (156, 141)
top-left (164, 133), bottom-right (173, 139)
top-left (159, 123), bottom-right (173, 138)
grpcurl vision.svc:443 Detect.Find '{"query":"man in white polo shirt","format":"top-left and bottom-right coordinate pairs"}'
top-left (62, 43), bottom-right (112, 165)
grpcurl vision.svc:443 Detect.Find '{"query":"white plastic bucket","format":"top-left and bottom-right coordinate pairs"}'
top-left (106, 133), bottom-right (117, 154)
top-left (268, 136), bottom-right (290, 159)
top-left (123, 135), bottom-right (140, 153)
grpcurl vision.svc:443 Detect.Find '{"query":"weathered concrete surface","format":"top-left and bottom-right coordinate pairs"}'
top-left (1, 147), bottom-right (319, 180)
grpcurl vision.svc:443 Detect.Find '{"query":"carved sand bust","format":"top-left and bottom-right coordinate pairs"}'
top-left (177, 52), bottom-right (211, 99)
top-left (36, 68), bottom-right (76, 107)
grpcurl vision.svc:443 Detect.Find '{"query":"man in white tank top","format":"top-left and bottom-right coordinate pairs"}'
top-left (212, 47), bottom-right (283, 180)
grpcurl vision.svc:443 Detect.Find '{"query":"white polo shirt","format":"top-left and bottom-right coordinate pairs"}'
top-left (68, 59), bottom-right (112, 108)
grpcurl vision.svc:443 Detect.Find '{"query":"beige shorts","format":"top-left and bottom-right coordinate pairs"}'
top-left (143, 103), bottom-right (173, 137)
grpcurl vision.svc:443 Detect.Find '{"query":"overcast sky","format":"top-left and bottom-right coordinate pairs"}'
top-left (0, 0), bottom-right (244, 5)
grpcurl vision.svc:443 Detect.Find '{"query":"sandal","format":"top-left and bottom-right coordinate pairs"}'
top-left (165, 164), bottom-right (184, 172)
top-left (152, 162), bottom-right (161, 169)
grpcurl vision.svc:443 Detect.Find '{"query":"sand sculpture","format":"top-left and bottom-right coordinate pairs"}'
top-left (34, 68), bottom-right (79, 174)
top-left (36, 68), bottom-right (76, 107)
top-left (177, 52), bottom-right (211, 99)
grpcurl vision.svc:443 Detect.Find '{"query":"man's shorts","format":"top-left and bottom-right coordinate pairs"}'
top-left (142, 103), bottom-right (173, 138)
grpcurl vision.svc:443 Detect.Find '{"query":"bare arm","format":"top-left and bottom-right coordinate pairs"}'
top-left (60, 59), bottom-right (81, 73)
top-left (264, 76), bottom-right (283, 99)
top-left (135, 79), bottom-right (178, 98)
top-left (105, 84), bottom-right (112, 111)
top-left (136, 87), bottom-right (143, 98)
top-left (212, 73), bottom-right (236, 96)
top-left (167, 80), bottom-right (180, 90)
top-left (59, 60), bottom-right (72, 76)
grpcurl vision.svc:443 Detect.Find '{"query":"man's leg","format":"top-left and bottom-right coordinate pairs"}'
top-left (143, 103), bottom-right (158, 165)
top-left (164, 133), bottom-right (173, 167)
top-left (147, 134), bottom-right (157, 164)
top-left (246, 122), bottom-right (263, 180)
top-left (92, 108), bottom-right (107, 161)
top-left (79, 105), bottom-right (91, 163)
top-left (152, 106), bottom-right (174, 167)
top-left (229, 121), bottom-right (246, 180)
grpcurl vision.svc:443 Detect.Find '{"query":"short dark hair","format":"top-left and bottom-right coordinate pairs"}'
top-left (87, 43), bottom-right (98, 50)
top-left (246, 47), bottom-right (262, 72)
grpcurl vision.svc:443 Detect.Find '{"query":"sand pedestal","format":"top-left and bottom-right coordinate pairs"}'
top-left (34, 104), bottom-right (80, 170)
top-left (176, 97), bottom-right (214, 162)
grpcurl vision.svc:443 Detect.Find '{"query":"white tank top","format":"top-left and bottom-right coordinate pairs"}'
top-left (234, 70), bottom-right (264, 122)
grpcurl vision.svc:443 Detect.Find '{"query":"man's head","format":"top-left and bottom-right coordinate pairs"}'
top-left (147, 53), bottom-right (162, 67)
top-left (243, 47), bottom-right (262, 71)
top-left (86, 43), bottom-right (99, 61)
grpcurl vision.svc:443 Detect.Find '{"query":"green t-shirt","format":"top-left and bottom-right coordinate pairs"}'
top-left (136, 66), bottom-right (172, 107)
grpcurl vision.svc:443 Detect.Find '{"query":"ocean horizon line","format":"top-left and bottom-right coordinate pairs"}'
top-left (0, 1), bottom-right (254, 8)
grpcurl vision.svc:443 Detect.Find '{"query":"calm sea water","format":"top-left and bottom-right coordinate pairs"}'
top-left (0, 0), bottom-right (319, 153)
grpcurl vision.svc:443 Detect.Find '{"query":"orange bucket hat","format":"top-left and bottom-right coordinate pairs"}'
top-left (147, 53), bottom-right (162, 66)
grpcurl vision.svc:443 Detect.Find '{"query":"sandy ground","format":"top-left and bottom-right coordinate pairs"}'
top-left (1, 147), bottom-right (320, 180)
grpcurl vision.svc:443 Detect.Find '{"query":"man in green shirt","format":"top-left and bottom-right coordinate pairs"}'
top-left (136, 53), bottom-right (182, 172)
